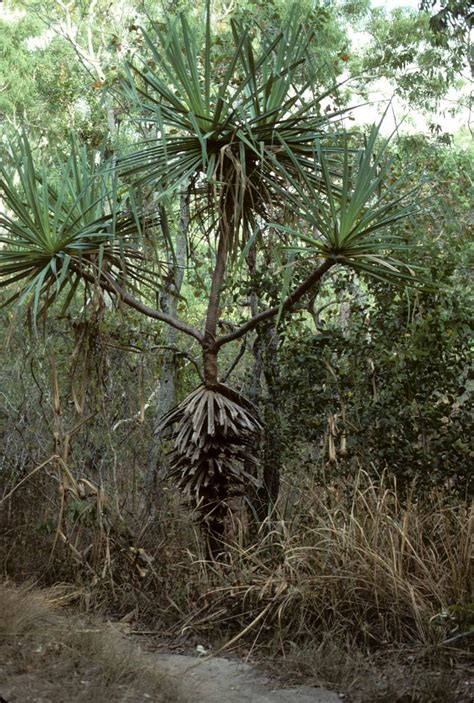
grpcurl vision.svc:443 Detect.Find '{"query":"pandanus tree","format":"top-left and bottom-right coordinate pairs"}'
top-left (0, 6), bottom-right (425, 555)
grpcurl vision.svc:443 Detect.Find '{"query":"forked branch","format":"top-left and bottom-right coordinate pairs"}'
top-left (216, 258), bottom-right (335, 347)
top-left (69, 262), bottom-right (203, 342)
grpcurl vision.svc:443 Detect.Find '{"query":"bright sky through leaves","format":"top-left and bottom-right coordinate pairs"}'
top-left (371, 0), bottom-right (420, 8)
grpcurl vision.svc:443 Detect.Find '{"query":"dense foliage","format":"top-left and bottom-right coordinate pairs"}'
top-left (269, 136), bottom-right (473, 493)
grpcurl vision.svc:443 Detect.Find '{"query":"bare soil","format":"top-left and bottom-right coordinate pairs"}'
top-left (0, 583), bottom-right (340, 703)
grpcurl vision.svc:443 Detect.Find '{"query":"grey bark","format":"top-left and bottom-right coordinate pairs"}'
top-left (243, 246), bottom-right (283, 523)
top-left (245, 322), bottom-right (283, 524)
top-left (144, 191), bottom-right (189, 508)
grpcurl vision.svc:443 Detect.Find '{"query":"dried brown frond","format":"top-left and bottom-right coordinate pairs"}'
top-left (158, 384), bottom-right (262, 528)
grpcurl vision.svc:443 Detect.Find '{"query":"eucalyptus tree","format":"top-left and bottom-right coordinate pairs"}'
top-left (421, 0), bottom-right (473, 77)
top-left (351, 2), bottom-right (471, 115)
top-left (0, 10), bottom-right (85, 137)
top-left (0, 5), bottom-right (425, 554)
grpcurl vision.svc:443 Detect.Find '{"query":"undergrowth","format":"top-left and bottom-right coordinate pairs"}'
top-left (1, 468), bottom-right (472, 701)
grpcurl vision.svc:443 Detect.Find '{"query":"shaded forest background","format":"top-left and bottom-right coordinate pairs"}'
top-left (0, 1), bottom-right (472, 701)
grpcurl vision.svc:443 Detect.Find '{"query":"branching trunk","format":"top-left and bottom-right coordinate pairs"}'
top-left (75, 177), bottom-right (334, 548)
top-left (216, 259), bottom-right (335, 347)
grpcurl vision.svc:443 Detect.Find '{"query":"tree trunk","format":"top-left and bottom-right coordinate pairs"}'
top-left (200, 171), bottom-right (233, 556)
top-left (243, 245), bottom-right (283, 524)
top-left (145, 193), bottom-right (188, 510)
top-left (259, 326), bottom-right (283, 517)
top-left (245, 323), bottom-right (283, 524)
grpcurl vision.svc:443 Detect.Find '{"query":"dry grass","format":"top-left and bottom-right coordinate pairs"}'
top-left (0, 582), bottom-right (183, 702)
top-left (146, 471), bottom-right (472, 650)
top-left (1, 469), bottom-right (472, 701)
top-left (263, 635), bottom-right (473, 702)
top-left (142, 471), bottom-right (473, 701)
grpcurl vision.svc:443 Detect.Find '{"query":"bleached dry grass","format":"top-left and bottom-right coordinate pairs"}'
top-left (0, 582), bottom-right (182, 702)
top-left (169, 472), bottom-right (472, 652)
top-left (170, 472), bottom-right (472, 701)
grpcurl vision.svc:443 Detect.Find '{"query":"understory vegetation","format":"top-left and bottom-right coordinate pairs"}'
top-left (1, 459), bottom-right (472, 700)
top-left (1, 319), bottom-right (472, 699)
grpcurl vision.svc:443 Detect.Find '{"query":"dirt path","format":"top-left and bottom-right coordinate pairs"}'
top-left (1, 650), bottom-right (341, 703)
top-left (1, 583), bottom-right (340, 703)
top-left (154, 652), bottom-right (341, 703)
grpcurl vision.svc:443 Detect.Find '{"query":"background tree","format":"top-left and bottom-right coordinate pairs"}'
top-left (421, 0), bottom-right (473, 76)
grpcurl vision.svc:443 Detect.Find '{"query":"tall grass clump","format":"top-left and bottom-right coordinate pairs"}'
top-left (144, 470), bottom-right (472, 653)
